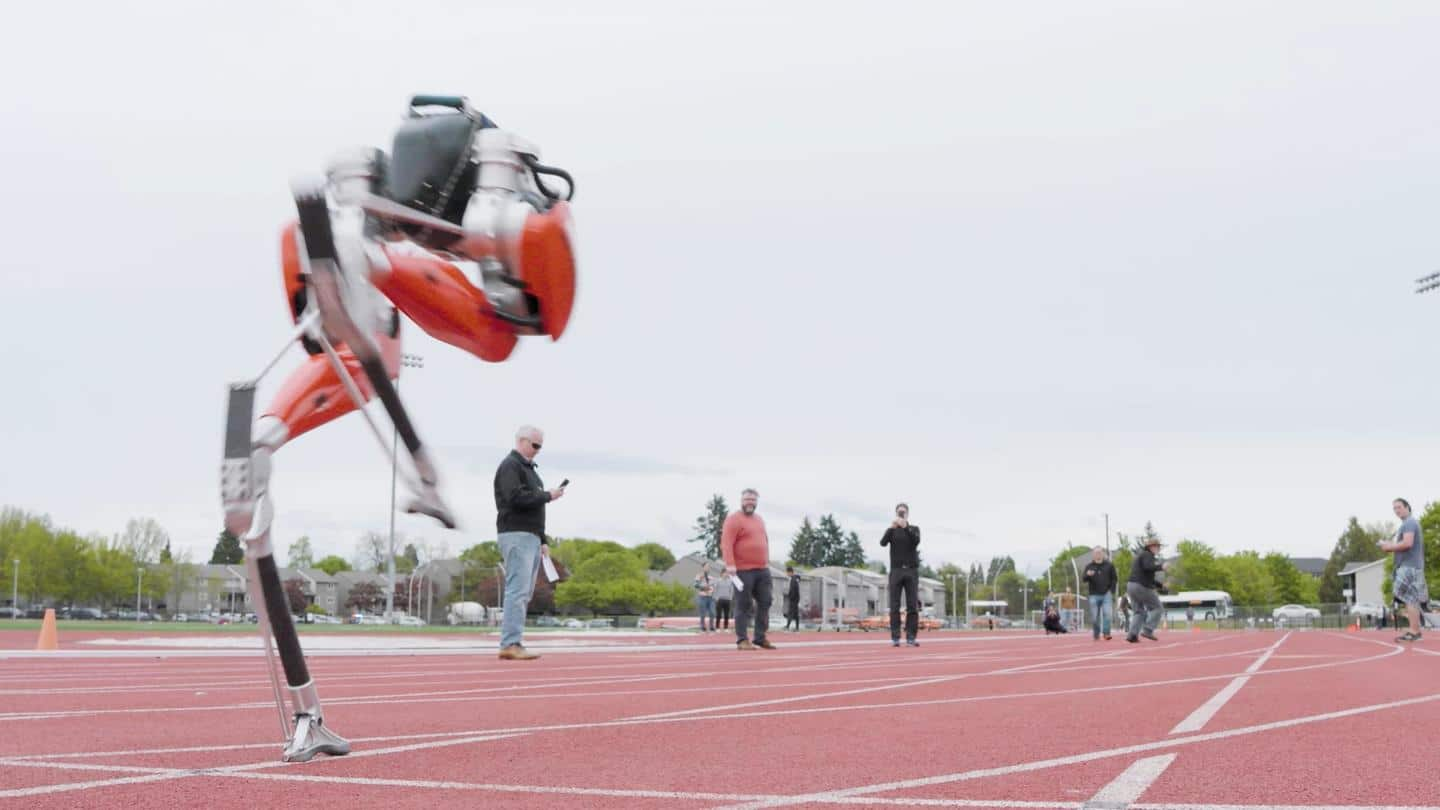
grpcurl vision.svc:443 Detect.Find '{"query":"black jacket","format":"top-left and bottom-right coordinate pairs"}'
top-left (880, 525), bottom-right (921, 570)
top-left (786, 574), bottom-right (800, 603)
top-left (1127, 548), bottom-right (1163, 589)
top-left (493, 450), bottom-right (551, 539)
top-left (1082, 560), bottom-right (1118, 596)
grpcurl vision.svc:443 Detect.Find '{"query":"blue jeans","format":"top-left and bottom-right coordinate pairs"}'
top-left (499, 531), bottom-right (543, 648)
top-left (697, 595), bottom-right (715, 630)
top-left (1089, 593), bottom-right (1113, 638)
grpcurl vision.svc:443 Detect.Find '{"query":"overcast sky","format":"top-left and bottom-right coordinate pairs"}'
top-left (3, 1), bottom-right (1440, 576)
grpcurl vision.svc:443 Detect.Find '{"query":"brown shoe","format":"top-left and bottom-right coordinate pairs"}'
top-left (736, 639), bottom-right (756, 650)
top-left (498, 645), bottom-right (540, 660)
top-left (754, 639), bottom-right (777, 650)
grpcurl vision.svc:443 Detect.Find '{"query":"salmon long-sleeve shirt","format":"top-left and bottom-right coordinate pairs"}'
top-left (720, 511), bottom-right (770, 571)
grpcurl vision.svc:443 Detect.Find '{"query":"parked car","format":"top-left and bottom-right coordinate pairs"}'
top-left (395, 615), bottom-right (426, 627)
top-left (535, 616), bottom-right (562, 627)
top-left (0, 607), bottom-right (21, 619)
top-left (1347, 602), bottom-right (1383, 619)
top-left (24, 606), bottom-right (50, 619)
top-left (1272, 604), bottom-right (1321, 621)
top-left (65, 607), bottom-right (105, 621)
top-left (310, 614), bottom-right (342, 624)
top-left (563, 618), bottom-right (585, 629)
top-left (587, 618), bottom-right (615, 629)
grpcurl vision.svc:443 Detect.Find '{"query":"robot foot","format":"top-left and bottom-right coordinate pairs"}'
top-left (404, 484), bottom-right (457, 529)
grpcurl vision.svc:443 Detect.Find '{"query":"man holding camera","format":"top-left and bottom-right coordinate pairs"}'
top-left (880, 503), bottom-right (922, 648)
top-left (1125, 536), bottom-right (1167, 643)
top-left (1082, 546), bottom-right (1118, 641)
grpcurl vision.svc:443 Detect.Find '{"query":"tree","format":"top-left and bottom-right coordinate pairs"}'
top-left (1416, 501), bottom-right (1440, 598)
top-left (314, 555), bottom-right (352, 576)
top-left (118, 518), bottom-right (170, 566)
top-left (838, 530), bottom-right (866, 568)
top-left (1173, 540), bottom-right (1232, 593)
top-left (814, 515), bottom-right (847, 567)
top-left (789, 517), bottom-right (822, 567)
top-left (355, 531), bottom-right (388, 573)
top-left (986, 556), bottom-right (1015, 583)
top-left (283, 577), bottom-right (309, 614)
top-left (688, 495), bottom-right (729, 559)
top-left (344, 580), bottom-right (384, 612)
top-left (632, 542), bottom-right (676, 572)
top-left (1262, 552), bottom-right (1313, 605)
top-left (865, 558), bottom-right (888, 575)
top-left (1218, 551), bottom-right (1277, 606)
top-left (209, 529), bottom-right (244, 564)
top-left (1318, 517), bottom-right (1386, 603)
top-left (460, 541), bottom-right (503, 567)
top-left (287, 536), bottom-right (314, 569)
top-left (398, 543), bottom-right (421, 574)
top-left (159, 541), bottom-right (173, 564)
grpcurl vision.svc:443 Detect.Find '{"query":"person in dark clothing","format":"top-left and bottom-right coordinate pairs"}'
top-left (783, 565), bottom-right (802, 631)
top-left (1082, 546), bottom-right (1118, 641)
top-left (713, 573), bottom-right (733, 630)
top-left (493, 425), bottom-right (565, 661)
top-left (880, 502), bottom-right (922, 648)
top-left (1125, 537), bottom-right (1167, 643)
top-left (1043, 605), bottom-right (1068, 634)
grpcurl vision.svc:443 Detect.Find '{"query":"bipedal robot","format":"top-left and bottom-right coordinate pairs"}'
top-left (221, 95), bottom-right (576, 762)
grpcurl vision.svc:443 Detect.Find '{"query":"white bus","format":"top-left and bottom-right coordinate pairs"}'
top-left (1158, 590), bottom-right (1232, 622)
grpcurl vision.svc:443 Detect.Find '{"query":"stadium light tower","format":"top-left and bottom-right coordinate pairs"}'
top-left (385, 353), bottom-right (424, 620)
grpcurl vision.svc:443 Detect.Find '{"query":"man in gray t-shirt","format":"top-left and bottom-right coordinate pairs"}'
top-left (1381, 498), bottom-right (1428, 642)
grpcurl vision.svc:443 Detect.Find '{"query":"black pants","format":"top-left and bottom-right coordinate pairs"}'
top-left (889, 567), bottom-right (919, 642)
top-left (715, 599), bottom-right (732, 629)
top-left (784, 597), bottom-right (799, 630)
top-left (733, 569), bottom-right (772, 644)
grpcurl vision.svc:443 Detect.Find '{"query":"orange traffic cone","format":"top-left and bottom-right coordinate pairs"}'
top-left (34, 608), bottom-right (58, 651)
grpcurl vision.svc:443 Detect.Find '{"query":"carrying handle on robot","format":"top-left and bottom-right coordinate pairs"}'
top-left (409, 94), bottom-right (469, 111)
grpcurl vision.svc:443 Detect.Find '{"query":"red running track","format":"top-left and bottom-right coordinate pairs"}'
top-left (0, 629), bottom-right (1437, 809)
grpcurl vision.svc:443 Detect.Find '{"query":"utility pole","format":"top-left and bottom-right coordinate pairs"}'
top-left (1104, 513), bottom-right (1110, 557)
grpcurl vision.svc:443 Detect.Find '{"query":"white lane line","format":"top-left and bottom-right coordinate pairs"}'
top-left (1084, 754), bottom-right (1175, 809)
top-left (0, 771), bottom-right (192, 799)
top-left (1169, 634), bottom-right (1289, 734)
top-left (0, 646), bottom-right (1145, 723)
top-left (8, 640), bottom-right (1404, 761)
top-left (1137, 806), bottom-right (1440, 810)
top-left (708, 690), bottom-right (1440, 809)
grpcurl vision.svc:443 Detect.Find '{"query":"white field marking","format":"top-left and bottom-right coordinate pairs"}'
top-left (1169, 633), bottom-right (1289, 734)
top-left (0, 771), bottom-right (194, 799)
top-left (12, 638), bottom-right (1400, 767)
top-left (0, 638), bottom-right (1387, 747)
top-left (616, 646), bottom-right (1142, 723)
top-left (1136, 806), bottom-right (1440, 810)
top-left (1083, 754), bottom-right (1175, 809)
top-left (708, 690), bottom-right (1440, 810)
top-left (0, 630), bottom-right (1071, 662)
top-left (0, 644), bottom-right (1153, 722)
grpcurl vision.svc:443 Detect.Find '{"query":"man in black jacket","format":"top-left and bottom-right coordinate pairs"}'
top-left (1082, 546), bottom-right (1118, 641)
top-left (880, 503), bottom-right (922, 648)
top-left (1125, 537), bottom-right (1167, 643)
top-left (783, 565), bottom-right (802, 631)
top-left (494, 425), bottom-right (565, 660)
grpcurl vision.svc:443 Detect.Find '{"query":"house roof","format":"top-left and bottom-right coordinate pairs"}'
top-left (1290, 557), bottom-right (1328, 577)
top-left (1338, 559), bottom-right (1385, 576)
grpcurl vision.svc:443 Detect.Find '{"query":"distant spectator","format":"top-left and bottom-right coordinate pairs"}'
top-left (1043, 605), bottom-right (1068, 634)
top-left (1380, 497), bottom-right (1428, 642)
top-left (783, 565), bottom-right (801, 631)
top-left (1082, 547), bottom-right (1117, 641)
top-left (694, 565), bottom-right (716, 633)
top-left (880, 502), bottom-right (922, 648)
top-left (721, 488), bottom-right (775, 650)
top-left (713, 570), bottom-right (733, 630)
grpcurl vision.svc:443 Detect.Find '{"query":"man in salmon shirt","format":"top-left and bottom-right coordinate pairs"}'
top-left (722, 488), bottom-right (776, 650)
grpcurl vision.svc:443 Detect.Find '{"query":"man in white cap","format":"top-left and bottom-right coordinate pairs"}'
top-left (1124, 536), bottom-right (1168, 643)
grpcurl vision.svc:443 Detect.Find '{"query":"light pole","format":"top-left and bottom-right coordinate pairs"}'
top-left (1023, 565), bottom-right (1031, 624)
top-left (1104, 513), bottom-right (1110, 558)
top-left (386, 353), bottom-right (424, 620)
top-left (135, 567), bottom-right (144, 619)
top-left (409, 561), bottom-right (432, 622)
top-left (11, 559), bottom-right (19, 613)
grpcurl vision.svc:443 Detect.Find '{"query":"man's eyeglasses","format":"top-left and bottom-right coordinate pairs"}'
top-left (529, 441), bottom-right (542, 451)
